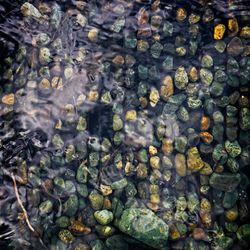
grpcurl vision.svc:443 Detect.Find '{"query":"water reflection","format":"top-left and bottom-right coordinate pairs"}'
top-left (0, 0), bottom-right (250, 249)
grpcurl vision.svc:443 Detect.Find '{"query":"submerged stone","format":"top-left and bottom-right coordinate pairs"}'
top-left (118, 208), bottom-right (169, 249)
top-left (225, 140), bottom-right (242, 158)
top-left (227, 37), bottom-right (244, 56)
top-left (175, 66), bottom-right (188, 90)
top-left (209, 173), bottom-right (241, 192)
top-left (94, 210), bottom-right (114, 225)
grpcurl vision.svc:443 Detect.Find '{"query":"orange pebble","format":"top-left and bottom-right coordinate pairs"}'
top-left (200, 116), bottom-right (210, 131)
top-left (200, 132), bottom-right (213, 144)
top-left (214, 24), bottom-right (226, 40)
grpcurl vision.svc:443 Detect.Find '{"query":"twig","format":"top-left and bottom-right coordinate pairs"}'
top-left (11, 173), bottom-right (35, 232)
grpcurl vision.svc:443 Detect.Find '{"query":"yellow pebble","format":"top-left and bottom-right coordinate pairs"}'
top-left (240, 26), bottom-right (250, 38)
top-left (176, 8), bottom-right (187, 22)
top-left (225, 206), bottom-right (238, 221)
top-left (189, 66), bottom-right (198, 82)
top-left (88, 28), bottom-right (99, 41)
top-left (149, 87), bottom-right (159, 107)
top-left (2, 93), bottom-right (15, 105)
top-left (150, 194), bottom-right (160, 204)
top-left (88, 90), bottom-right (99, 101)
top-left (160, 75), bottom-right (174, 100)
top-left (200, 198), bottom-right (211, 212)
top-left (214, 24), bottom-right (226, 40)
top-left (162, 138), bottom-right (173, 155)
top-left (100, 184), bottom-right (112, 196)
top-left (170, 225), bottom-right (181, 240)
top-left (150, 156), bottom-right (160, 169)
top-left (228, 17), bottom-right (238, 36)
top-left (125, 110), bottom-right (137, 121)
top-left (149, 145), bottom-right (157, 156)
top-left (40, 78), bottom-right (50, 89)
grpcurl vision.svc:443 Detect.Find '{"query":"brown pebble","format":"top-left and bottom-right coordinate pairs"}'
top-left (137, 8), bottom-right (149, 26)
top-left (112, 55), bottom-right (124, 65)
top-left (193, 228), bottom-right (206, 240)
top-left (200, 116), bottom-right (210, 131)
top-left (200, 132), bottom-right (213, 144)
top-left (162, 138), bottom-right (173, 155)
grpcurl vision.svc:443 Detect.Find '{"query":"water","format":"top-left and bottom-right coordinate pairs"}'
top-left (0, 0), bottom-right (250, 249)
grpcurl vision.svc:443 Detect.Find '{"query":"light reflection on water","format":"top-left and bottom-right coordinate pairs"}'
top-left (0, 0), bottom-right (250, 249)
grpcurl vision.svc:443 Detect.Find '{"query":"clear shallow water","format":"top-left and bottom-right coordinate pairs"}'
top-left (0, 0), bottom-right (250, 249)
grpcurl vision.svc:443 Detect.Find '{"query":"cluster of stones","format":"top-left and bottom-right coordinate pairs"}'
top-left (0, 0), bottom-right (250, 249)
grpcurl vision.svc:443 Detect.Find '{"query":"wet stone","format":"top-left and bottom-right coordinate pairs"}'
top-left (200, 68), bottom-right (213, 86)
top-left (225, 140), bottom-right (241, 158)
top-left (39, 200), bottom-right (53, 215)
top-left (209, 173), bottom-right (241, 192)
top-left (105, 235), bottom-right (128, 250)
top-left (175, 66), bottom-right (188, 90)
top-left (201, 54), bottom-right (213, 68)
top-left (162, 56), bottom-right (173, 71)
top-left (63, 195), bottom-right (79, 217)
top-left (0, 2), bottom-right (250, 249)
top-left (175, 154), bottom-right (186, 177)
top-left (227, 37), bottom-right (244, 56)
top-left (118, 208), bottom-right (169, 249)
top-left (240, 108), bottom-right (250, 130)
top-left (94, 210), bottom-right (114, 225)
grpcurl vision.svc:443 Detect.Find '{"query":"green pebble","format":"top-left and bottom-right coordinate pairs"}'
top-left (138, 149), bottom-right (148, 163)
top-left (111, 178), bottom-right (128, 190)
top-left (225, 140), bottom-right (241, 158)
top-left (175, 66), bottom-right (188, 90)
top-left (237, 224), bottom-right (250, 240)
top-left (174, 136), bottom-right (187, 153)
top-left (76, 162), bottom-right (88, 183)
top-left (39, 200), bottom-right (53, 215)
top-left (113, 115), bottom-right (123, 131)
top-left (240, 108), bottom-right (250, 130)
top-left (56, 216), bottom-right (70, 228)
top-left (209, 173), bottom-right (241, 192)
top-left (105, 235), bottom-right (128, 250)
top-left (94, 210), bottom-right (114, 225)
top-left (201, 54), bottom-right (213, 68)
top-left (89, 191), bottom-right (104, 210)
top-left (118, 208), bottom-right (169, 249)
top-left (63, 195), bottom-right (78, 217)
top-left (200, 68), bottom-right (213, 85)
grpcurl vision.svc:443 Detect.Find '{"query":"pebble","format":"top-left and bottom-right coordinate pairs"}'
top-left (187, 147), bottom-right (204, 171)
top-left (175, 66), bottom-right (188, 90)
top-left (227, 37), bottom-right (244, 56)
top-left (88, 28), bottom-right (99, 41)
top-left (39, 47), bottom-right (51, 65)
top-left (214, 24), bottom-right (226, 40)
top-left (58, 229), bottom-right (74, 244)
top-left (209, 173), bottom-right (241, 192)
top-left (149, 87), bottom-right (160, 107)
top-left (2, 93), bottom-right (15, 105)
top-left (94, 210), bottom-right (114, 225)
top-left (200, 68), bottom-right (213, 85)
top-left (225, 140), bottom-right (242, 158)
top-left (118, 208), bottom-right (169, 249)
top-left (175, 154), bottom-right (186, 177)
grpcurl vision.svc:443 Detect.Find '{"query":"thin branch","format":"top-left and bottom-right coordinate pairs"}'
top-left (11, 173), bottom-right (35, 232)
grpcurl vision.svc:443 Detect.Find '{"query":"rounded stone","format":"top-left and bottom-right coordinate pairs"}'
top-left (175, 66), bottom-right (188, 90)
top-left (94, 210), bottom-right (114, 225)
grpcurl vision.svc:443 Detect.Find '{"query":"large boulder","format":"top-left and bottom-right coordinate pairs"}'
top-left (118, 208), bottom-right (169, 249)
